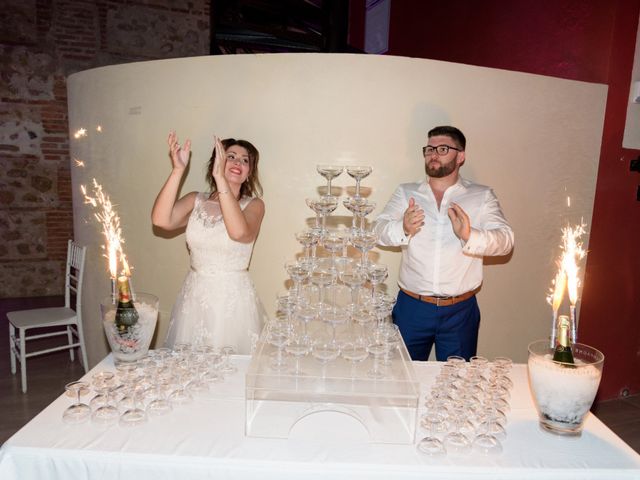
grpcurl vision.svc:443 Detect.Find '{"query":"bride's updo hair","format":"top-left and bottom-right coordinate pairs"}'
top-left (206, 138), bottom-right (263, 198)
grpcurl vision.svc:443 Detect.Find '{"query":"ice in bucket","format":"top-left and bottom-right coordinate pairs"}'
top-left (527, 340), bottom-right (604, 435)
top-left (101, 293), bottom-right (158, 364)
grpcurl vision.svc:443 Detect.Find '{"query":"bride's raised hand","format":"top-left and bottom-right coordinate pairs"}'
top-left (167, 131), bottom-right (191, 170)
top-left (211, 135), bottom-right (227, 181)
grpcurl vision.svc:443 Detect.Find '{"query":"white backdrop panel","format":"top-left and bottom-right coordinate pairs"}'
top-left (67, 53), bottom-right (607, 366)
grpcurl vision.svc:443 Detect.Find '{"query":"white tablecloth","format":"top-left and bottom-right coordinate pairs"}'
top-left (1, 355), bottom-right (639, 480)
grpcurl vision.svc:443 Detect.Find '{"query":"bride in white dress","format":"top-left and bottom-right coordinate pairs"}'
top-left (152, 132), bottom-right (267, 354)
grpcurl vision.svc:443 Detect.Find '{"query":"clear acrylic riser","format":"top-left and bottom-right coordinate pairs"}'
top-left (245, 326), bottom-right (420, 444)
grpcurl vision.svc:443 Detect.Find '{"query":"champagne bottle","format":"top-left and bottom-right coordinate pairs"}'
top-left (115, 275), bottom-right (138, 334)
top-left (552, 314), bottom-right (575, 365)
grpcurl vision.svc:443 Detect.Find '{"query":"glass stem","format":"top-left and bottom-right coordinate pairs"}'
top-left (330, 285), bottom-right (337, 311)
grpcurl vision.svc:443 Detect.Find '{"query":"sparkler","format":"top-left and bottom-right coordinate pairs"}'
top-left (80, 178), bottom-right (133, 302)
top-left (547, 221), bottom-right (586, 346)
top-left (562, 223), bottom-right (586, 342)
top-left (74, 128), bottom-right (87, 139)
top-left (548, 270), bottom-right (567, 348)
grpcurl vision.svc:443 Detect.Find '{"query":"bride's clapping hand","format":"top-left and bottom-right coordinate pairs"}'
top-left (167, 131), bottom-right (191, 170)
top-left (212, 135), bottom-right (227, 181)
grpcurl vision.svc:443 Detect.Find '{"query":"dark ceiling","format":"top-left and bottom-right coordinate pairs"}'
top-left (210, 0), bottom-right (360, 54)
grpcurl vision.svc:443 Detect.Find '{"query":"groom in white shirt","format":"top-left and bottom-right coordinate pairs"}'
top-left (375, 126), bottom-right (514, 361)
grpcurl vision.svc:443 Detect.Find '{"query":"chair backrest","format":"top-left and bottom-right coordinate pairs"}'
top-left (65, 240), bottom-right (87, 311)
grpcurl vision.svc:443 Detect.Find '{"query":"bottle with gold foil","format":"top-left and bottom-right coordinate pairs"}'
top-left (115, 275), bottom-right (139, 334)
top-left (552, 315), bottom-right (575, 365)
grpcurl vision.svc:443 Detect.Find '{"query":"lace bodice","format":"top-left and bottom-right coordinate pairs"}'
top-left (186, 192), bottom-right (256, 274)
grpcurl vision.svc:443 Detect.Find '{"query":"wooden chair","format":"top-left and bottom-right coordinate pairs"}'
top-left (8, 240), bottom-right (89, 393)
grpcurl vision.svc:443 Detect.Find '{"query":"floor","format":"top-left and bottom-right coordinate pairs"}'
top-left (1, 296), bottom-right (639, 454)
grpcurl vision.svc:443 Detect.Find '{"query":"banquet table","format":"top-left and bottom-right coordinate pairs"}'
top-left (1, 355), bottom-right (639, 480)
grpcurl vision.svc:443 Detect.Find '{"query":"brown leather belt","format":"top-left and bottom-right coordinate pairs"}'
top-left (400, 287), bottom-right (480, 307)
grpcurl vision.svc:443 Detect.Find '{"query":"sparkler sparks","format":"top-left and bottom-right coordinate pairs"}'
top-left (547, 221), bottom-right (587, 346)
top-left (74, 128), bottom-right (87, 139)
top-left (74, 158), bottom-right (85, 167)
top-left (80, 179), bottom-right (133, 299)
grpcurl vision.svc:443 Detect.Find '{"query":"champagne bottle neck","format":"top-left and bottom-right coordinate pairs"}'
top-left (116, 276), bottom-right (133, 304)
top-left (556, 315), bottom-right (571, 348)
top-left (553, 314), bottom-right (575, 365)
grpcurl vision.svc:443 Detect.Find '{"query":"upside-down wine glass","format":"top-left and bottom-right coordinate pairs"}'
top-left (119, 393), bottom-right (148, 427)
top-left (167, 363), bottom-right (194, 405)
top-left (146, 387), bottom-right (173, 418)
top-left (317, 165), bottom-right (344, 197)
top-left (417, 411), bottom-right (448, 457)
top-left (200, 349), bottom-right (224, 387)
top-left (185, 352), bottom-right (210, 395)
top-left (346, 165), bottom-right (372, 199)
top-left (443, 404), bottom-right (474, 455)
top-left (63, 381), bottom-right (91, 424)
top-left (92, 383), bottom-right (123, 426)
top-left (476, 403), bottom-right (507, 440)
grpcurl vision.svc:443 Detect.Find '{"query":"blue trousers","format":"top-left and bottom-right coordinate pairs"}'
top-left (392, 290), bottom-right (481, 361)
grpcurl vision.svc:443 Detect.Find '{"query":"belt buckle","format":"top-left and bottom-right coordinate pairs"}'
top-left (436, 295), bottom-right (455, 306)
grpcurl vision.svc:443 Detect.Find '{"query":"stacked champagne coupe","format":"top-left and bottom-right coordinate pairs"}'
top-left (261, 164), bottom-right (406, 381)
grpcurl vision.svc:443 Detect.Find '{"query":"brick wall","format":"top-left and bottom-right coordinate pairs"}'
top-left (0, 0), bottom-right (210, 297)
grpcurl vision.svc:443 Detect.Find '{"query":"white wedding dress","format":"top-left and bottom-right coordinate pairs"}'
top-left (164, 192), bottom-right (267, 354)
